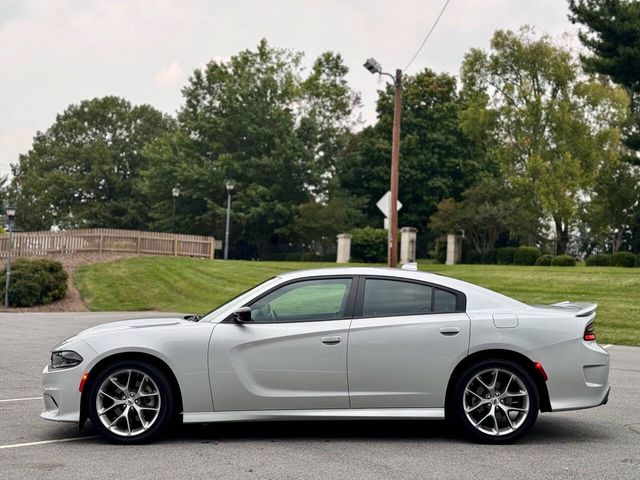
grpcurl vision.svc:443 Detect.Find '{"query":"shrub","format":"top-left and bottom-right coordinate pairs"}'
top-left (434, 238), bottom-right (447, 264)
top-left (513, 246), bottom-right (541, 266)
top-left (483, 249), bottom-right (498, 264)
top-left (585, 254), bottom-right (610, 266)
top-left (535, 254), bottom-right (553, 266)
top-left (496, 247), bottom-right (517, 265)
top-left (551, 255), bottom-right (576, 267)
top-left (610, 251), bottom-right (636, 268)
top-left (637, 254), bottom-right (640, 267)
top-left (350, 227), bottom-right (388, 263)
top-left (464, 251), bottom-right (483, 264)
top-left (0, 258), bottom-right (68, 307)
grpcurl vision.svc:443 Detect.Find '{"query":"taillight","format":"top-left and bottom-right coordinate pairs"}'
top-left (584, 322), bottom-right (596, 342)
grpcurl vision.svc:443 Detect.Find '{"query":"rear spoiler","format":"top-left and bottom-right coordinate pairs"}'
top-left (549, 301), bottom-right (597, 317)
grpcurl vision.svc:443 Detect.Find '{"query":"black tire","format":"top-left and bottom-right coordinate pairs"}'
top-left (451, 359), bottom-right (539, 444)
top-left (88, 360), bottom-right (175, 444)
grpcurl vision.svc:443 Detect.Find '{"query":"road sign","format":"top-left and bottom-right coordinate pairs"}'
top-left (376, 191), bottom-right (402, 218)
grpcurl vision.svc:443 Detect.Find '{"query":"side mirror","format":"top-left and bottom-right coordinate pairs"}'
top-left (233, 306), bottom-right (252, 323)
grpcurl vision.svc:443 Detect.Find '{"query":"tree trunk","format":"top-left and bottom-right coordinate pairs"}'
top-left (611, 231), bottom-right (623, 254)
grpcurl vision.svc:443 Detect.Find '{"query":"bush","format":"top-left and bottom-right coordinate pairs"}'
top-left (0, 258), bottom-right (68, 307)
top-left (610, 251), bottom-right (636, 268)
top-left (585, 254), bottom-right (610, 266)
top-left (434, 238), bottom-right (447, 264)
top-left (464, 251), bottom-right (483, 264)
top-left (551, 255), bottom-right (576, 267)
top-left (496, 247), bottom-right (517, 265)
top-left (483, 249), bottom-right (498, 264)
top-left (637, 254), bottom-right (640, 267)
top-left (350, 227), bottom-right (388, 263)
top-left (513, 246), bottom-right (541, 266)
top-left (535, 254), bottom-right (554, 266)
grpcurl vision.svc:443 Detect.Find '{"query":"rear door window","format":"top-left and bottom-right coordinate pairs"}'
top-left (433, 288), bottom-right (458, 312)
top-left (362, 279), bottom-right (432, 317)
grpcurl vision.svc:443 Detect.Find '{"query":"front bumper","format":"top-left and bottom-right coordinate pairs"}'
top-left (41, 340), bottom-right (96, 423)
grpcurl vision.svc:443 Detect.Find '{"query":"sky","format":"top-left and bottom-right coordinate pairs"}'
top-left (0, 0), bottom-right (578, 178)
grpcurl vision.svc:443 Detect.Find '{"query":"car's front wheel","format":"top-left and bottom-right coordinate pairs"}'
top-left (452, 359), bottom-right (539, 443)
top-left (88, 360), bottom-right (174, 444)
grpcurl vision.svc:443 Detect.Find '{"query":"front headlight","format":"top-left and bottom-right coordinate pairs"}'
top-left (51, 350), bottom-right (83, 369)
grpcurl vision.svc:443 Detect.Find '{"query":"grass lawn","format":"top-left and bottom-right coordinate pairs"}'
top-left (74, 257), bottom-right (359, 313)
top-left (75, 257), bottom-right (640, 346)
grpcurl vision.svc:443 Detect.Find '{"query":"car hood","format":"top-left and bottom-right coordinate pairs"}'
top-left (56, 317), bottom-right (189, 348)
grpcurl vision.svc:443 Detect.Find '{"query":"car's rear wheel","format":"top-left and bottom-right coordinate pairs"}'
top-left (88, 360), bottom-right (174, 444)
top-left (452, 359), bottom-right (538, 443)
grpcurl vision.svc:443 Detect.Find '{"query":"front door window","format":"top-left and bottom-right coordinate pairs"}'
top-left (250, 278), bottom-right (352, 323)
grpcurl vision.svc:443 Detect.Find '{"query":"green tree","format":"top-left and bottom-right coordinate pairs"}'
top-left (461, 28), bottom-right (629, 253)
top-left (581, 161), bottom-right (640, 252)
top-left (142, 40), bottom-right (359, 254)
top-left (10, 97), bottom-right (173, 230)
top-left (291, 195), bottom-right (365, 257)
top-left (429, 177), bottom-right (518, 255)
top-left (338, 69), bottom-right (490, 248)
top-left (569, 0), bottom-right (640, 154)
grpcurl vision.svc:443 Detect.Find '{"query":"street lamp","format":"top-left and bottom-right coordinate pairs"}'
top-left (4, 205), bottom-right (17, 308)
top-left (364, 57), bottom-right (403, 267)
top-left (224, 179), bottom-right (234, 260)
top-left (171, 184), bottom-right (180, 232)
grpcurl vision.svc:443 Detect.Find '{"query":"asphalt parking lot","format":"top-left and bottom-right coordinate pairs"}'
top-left (1, 312), bottom-right (639, 480)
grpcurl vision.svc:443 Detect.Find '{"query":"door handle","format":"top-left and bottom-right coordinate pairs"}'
top-left (440, 327), bottom-right (461, 336)
top-left (321, 335), bottom-right (342, 345)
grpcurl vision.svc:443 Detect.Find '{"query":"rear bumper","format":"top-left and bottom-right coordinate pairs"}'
top-left (539, 339), bottom-right (610, 412)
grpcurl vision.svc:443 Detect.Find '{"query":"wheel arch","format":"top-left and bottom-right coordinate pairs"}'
top-left (445, 349), bottom-right (552, 416)
top-left (79, 352), bottom-right (184, 427)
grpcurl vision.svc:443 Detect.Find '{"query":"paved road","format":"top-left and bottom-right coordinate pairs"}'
top-left (0, 312), bottom-right (639, 480)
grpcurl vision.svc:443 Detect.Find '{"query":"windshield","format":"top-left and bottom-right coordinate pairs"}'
top-left (200, 277), bottom-right (279, 322)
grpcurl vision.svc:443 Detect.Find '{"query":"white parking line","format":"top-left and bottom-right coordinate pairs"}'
top-left (0, 396), bottom-right (42, 403)
top-left (0, 436), bottom-right (97, 450)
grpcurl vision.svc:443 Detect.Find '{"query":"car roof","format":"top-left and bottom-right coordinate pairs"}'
top-left (278, 267), bottom-right (464, 290)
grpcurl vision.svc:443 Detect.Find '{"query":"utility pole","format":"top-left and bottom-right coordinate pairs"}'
top-left (364, 58), bottom-right (403, 267)
top-left (389, 69), bottom-right (402, 268)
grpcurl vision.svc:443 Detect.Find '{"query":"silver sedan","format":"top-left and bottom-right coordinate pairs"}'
top-left (42, 266), bottom-right (610, 443)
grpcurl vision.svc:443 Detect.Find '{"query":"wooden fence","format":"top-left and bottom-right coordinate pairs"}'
top-left (0, 228), bottom-right (216, 259)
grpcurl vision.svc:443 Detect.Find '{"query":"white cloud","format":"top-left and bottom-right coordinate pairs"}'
top-left (154, 61), bottom-right (183, 87)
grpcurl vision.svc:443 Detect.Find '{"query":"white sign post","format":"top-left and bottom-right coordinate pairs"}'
top-left (376, 191), bottom-right (402, 229)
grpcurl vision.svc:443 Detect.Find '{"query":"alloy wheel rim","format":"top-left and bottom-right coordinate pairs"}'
top-left (96, 369), bottom-right (162, 437)
top-left (463, 368), bottom-right (530, 436)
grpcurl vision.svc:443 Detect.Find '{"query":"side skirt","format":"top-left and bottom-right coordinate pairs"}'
top-left (183, 408), bottom-right (445, 423)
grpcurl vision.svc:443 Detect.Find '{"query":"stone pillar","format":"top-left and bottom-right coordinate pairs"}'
top-left (446, 233), bottom-right (462, 265)
top-left (400, 227), bottom-right (417, 264)
top-left (336, 234), bottom-right (352, 263)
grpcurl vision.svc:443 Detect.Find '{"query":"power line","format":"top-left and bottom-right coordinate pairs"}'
top-left (404, 0), bottom-right (452, 72)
